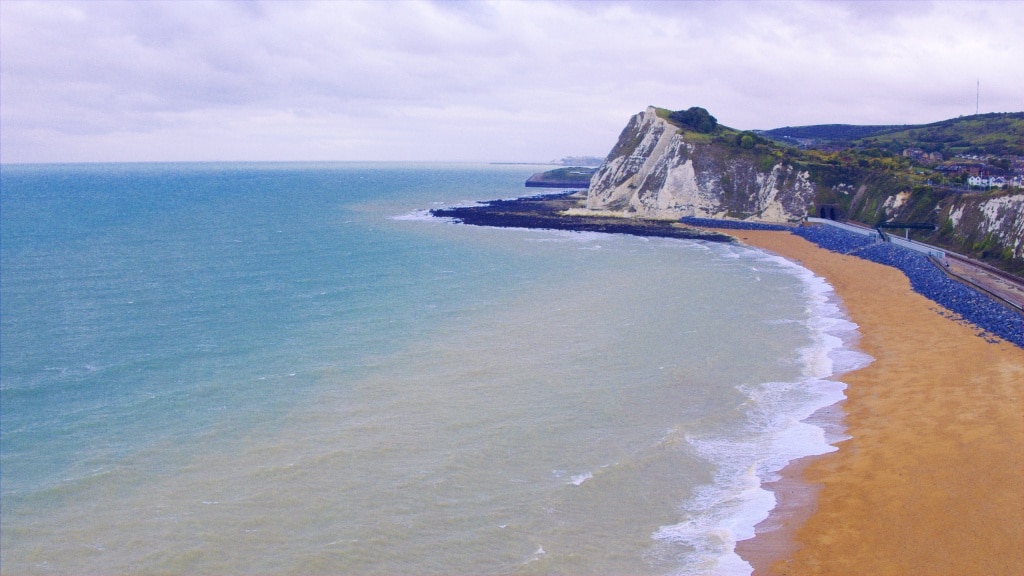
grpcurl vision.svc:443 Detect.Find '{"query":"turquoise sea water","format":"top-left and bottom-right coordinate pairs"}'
top-left (0, 163), bottom-right (868, 575)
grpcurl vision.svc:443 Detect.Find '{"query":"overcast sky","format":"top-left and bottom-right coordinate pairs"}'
top-left (2, 0), bottom-right (1022, 164)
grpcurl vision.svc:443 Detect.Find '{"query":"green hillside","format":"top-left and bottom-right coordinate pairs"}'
top-left (852, 113), bottom-right (1024, 156)
top-left (761, 124), bottom-right (909, 142)
top-left (760, 113), bottom-right (1024, 156)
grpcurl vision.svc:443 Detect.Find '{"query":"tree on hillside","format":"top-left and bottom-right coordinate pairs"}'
top-left (669, 107), bottom-right (718, 133)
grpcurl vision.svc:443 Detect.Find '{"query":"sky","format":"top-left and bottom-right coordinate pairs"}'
top-left (2, 0), bottom-right (1022, 164)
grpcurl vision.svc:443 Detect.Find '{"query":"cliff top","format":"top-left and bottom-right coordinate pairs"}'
top-left (651, 105), bottom-right (1023, 156)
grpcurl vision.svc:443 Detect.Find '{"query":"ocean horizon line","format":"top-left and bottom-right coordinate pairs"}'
top-left (0, 159), bottom-right (562, 168)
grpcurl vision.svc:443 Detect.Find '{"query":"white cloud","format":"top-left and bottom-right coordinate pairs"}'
top-left (2, 0), bottom-right (1022, 163)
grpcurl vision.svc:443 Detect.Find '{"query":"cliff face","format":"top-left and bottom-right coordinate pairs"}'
top-left (586, 107), bottom-right (816, 222)
top-left (945, 193), bottom-right (1024, 260)
top-left (865, 186), bottom-right (1024, 262)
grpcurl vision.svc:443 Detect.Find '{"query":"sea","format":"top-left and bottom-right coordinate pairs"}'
top-left (0, 162), bottom-right (870, 575)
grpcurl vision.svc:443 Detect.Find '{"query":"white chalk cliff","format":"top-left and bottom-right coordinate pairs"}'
top-left (585, 107), bottom-right (815, 222)
top-left (946, 193), bottom-right (1024, 259)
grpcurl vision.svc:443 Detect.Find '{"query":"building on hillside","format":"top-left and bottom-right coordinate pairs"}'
top-left (903, 148), bottom-right (944, 162)
top-left (968, 175), bottom-right (1009, 189)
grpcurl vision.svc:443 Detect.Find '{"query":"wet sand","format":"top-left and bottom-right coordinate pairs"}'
top-left (727, 230), bottom-right (1024, 576)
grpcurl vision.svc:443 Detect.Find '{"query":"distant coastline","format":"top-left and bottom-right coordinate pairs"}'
top-left (524, 166), bottom-right (597, 188)
top-left (488, 162), bottom-right (560, 166)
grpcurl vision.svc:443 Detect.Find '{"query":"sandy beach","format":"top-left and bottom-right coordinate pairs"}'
top-left (728, 230), bottom-right (1024, 575)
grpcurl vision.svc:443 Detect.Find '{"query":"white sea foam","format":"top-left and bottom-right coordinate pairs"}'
top-left (392, 199), bottom-right (486, 222)
top-left (570, 472), bottom-right (593, 486)
top-left (391, 209), bottom-right (435, 221)
top-left (654, 246), bottom-right (873, 576)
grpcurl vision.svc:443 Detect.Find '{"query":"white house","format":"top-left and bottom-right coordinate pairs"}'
top-left (968, 175), bottom-right (1008, 188)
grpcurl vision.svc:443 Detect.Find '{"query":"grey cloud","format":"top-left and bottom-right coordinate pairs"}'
top-left (1, 0), bottom-right (1021, 163)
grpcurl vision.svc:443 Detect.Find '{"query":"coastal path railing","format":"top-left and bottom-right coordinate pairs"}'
top-left (805, 217), bottom-right (881, 240)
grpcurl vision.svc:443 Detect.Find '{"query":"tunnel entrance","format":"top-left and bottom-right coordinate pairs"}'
top-left (818, 205), bottom-right (839, 220)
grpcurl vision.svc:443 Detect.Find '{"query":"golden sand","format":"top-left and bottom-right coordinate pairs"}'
top-left (723, 230), bottom-right (1024, 576)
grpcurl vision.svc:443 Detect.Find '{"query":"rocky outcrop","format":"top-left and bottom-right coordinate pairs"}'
top-left (585, 107), bottom-right (816, 222)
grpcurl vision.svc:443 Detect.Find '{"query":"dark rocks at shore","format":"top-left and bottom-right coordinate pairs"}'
top-left (792, 225), bottom-right (1024, 348)
top-left (430, 193), bottom-right (734, 242)
top-left (792, 225), bottom-right (877, 255)
top-left (857, 244), bottom-right (1023, 347)
top-left (678, 217), bottom-right (791, 232)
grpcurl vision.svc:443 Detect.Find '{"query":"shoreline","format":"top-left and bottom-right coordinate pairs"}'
top-left (722, 229), bottom-right (1024, 575)
top-left (433, 194), bottom-right (1024, 574)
